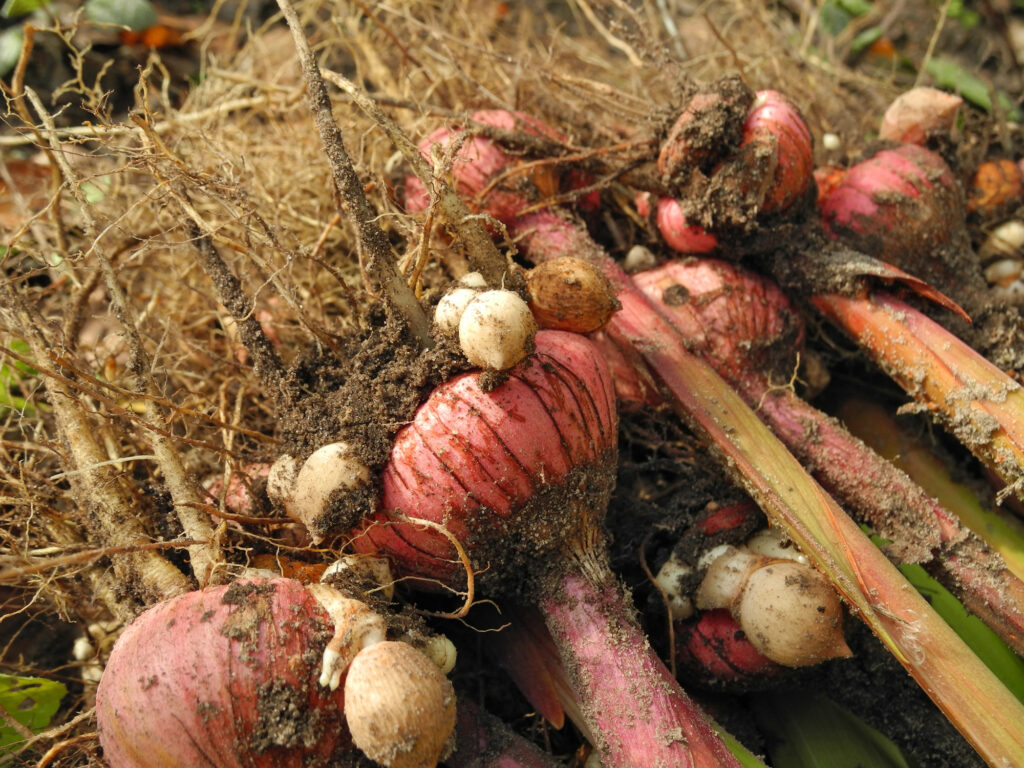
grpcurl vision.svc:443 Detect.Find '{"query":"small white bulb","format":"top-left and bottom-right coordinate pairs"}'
top-left (993, 278), bottom-right (1024, 301)
top-left (745, 528), bottom-right (808, 564)
top-left (979, 220), bottom-right (1024, 262)
top-left (344, 641), bottom-right (456, 768)
top-left (697, 543), bottom-right (731, 571)
top-left (458, 289), bottom-right (537, 370)
top-left (421, 634), bottom-right (457, 675)
top-left (434, 287), bottom-right (481, 334)
top-left (654, 552), bottom-right (694, 620)
top-left (695, 546), bottom-right (756, 610)
top-left (459, 271), bottom-right (488, 289)
top-left (266, 454), bottom-right (299, 506)
top-left (288, 442), bottom-right (370, 541)
top-left (735, 560), bottom-right (852, 667)
top-left (624, 245), bottom-right (657, 273)
top-left (822, 133), bottom-right (841, 151)
top-left (983, 257), bottom-right (1023, 288)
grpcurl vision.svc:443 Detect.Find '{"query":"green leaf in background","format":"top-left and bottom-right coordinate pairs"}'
top-left (850, 25), bottom-right (884, 54)
top-left (0, 0), bottom-right (50, 18)
top-left (0, 339), bottom-right (38, 415)
top-left (0, 674), bottom-right (66, 751)
top-left (836, 0), bottom-right (873, 16)
top-left (946, 0), bottom-right (980, 29)
top-left (819, 0), bottom-right (872, 36)
top-left (84, 0), bottom-right (157, 31)
top-left (752, 691), bottom-right (913, 768)
top-left (0, 26), bottom-right (23, 77)
top-left (926, 57), bottom-right (1020, 120)
top-left (819, 0), bottom-right (854, 36)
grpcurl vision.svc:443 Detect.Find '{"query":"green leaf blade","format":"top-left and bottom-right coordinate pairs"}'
top-left (0, 674), bottom-right (67, 750)
top-left (84, 0), bottom-right (157, 31)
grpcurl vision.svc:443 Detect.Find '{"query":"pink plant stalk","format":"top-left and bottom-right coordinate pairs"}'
top-left (633, 258), bottom-right (1024, 653)
top-left (487, 603), bottom-right (588, 733)
top-left (351, 330), bottom-right (741, 768)
top-left (405, 110), bottom-right (1024, 766)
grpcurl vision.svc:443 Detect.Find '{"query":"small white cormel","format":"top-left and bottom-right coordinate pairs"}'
top-left (458, 271), bottom-right (488, 289)
top-left (266, 454), bottom-right (299, 506)
top-left (287, 442), bottom-right (370, 541)
top-left (696, 547), bottom-right (851, 667)
top-left (654, 552), bottom-right (695, 620)
top-left (434, 287), bottom-right (481, 335)
top-left (984, 258), bottom-right (1023, 287)
top-left (420, 634), bottom-right (457, 675)
top-left (624, 245), bottom-right (657, 273)
top-left (979, 220), bottom-right (1024, 263)
top-left (695, 546), bottom-right (756, 610)
top-left (745, 527), bottom-right (808, 564)
top-left (735, 560), bottom-right (852, 667)
top-left (458, 290), bottom-right (537, 370)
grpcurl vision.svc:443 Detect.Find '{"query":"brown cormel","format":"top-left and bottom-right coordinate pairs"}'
top-left (526, 256), bottom-right (620, 333)
top-left (344, 640), bottom-right (457, 768)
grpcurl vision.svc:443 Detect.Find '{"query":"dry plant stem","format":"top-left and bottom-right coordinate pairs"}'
top-left (186, 221), bottom-right (287, 394)
top-left (1, 699), bottom-right (37, 741)
top-left (154, 166), bottom-right (341, 358)
top-left (0, 540), bottom-right (202, 583)
top-left (0, 706), bottom-right (96, 767)
top-left (510, 211), bottom-right (1024, 767)
top-left (22, 88), bottom-right (225, 586)
top-left (33, 733), bottom-right (99, 768)
top-left (0, 295), bottom-right (191, 605)
top-left (813, 292), bottom-right (1024, 501)
top-left (5, 25), bottom-right (69, 258)
top-left (25, 516), bottom-right (133, 623)
top-left (321, 68), bottom-right (509, 287)
top-left (275, 0), bottom-right (430, 345)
